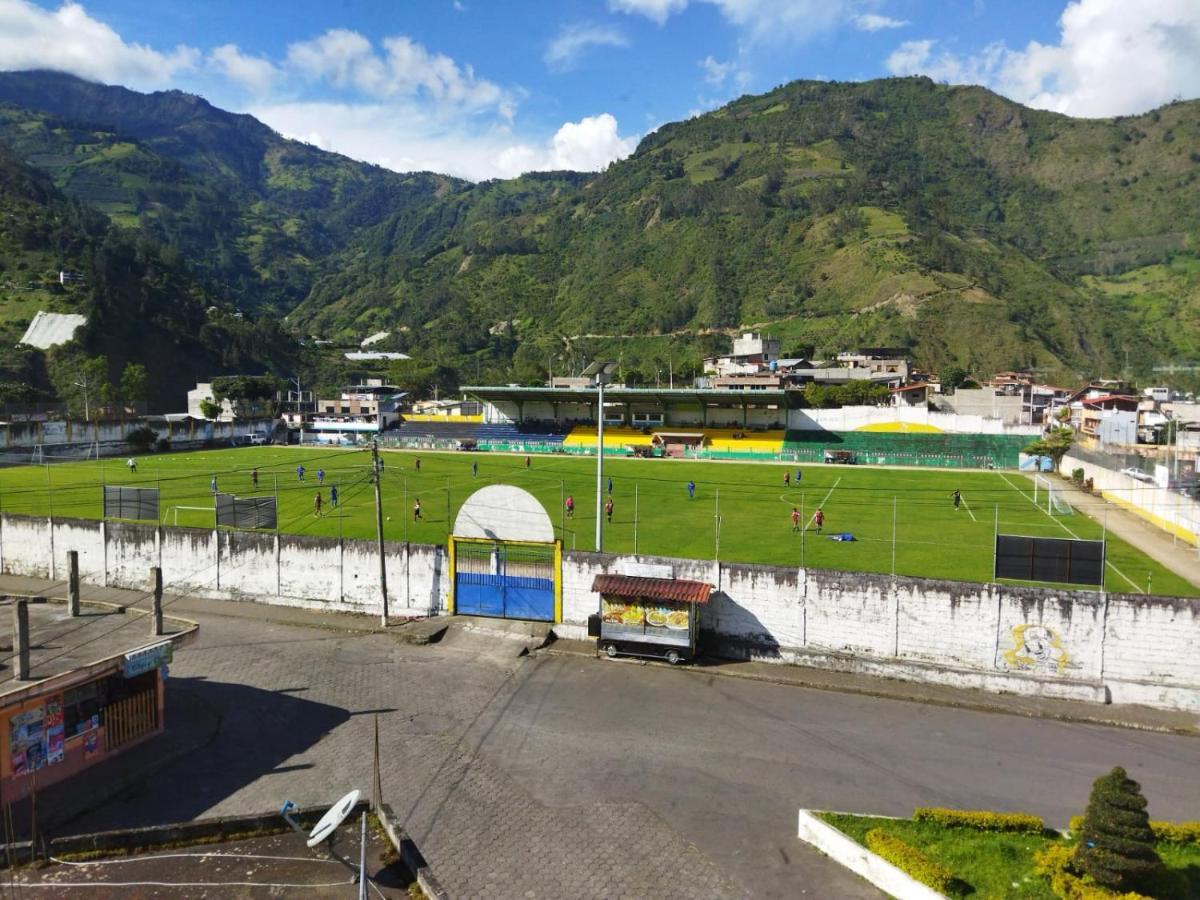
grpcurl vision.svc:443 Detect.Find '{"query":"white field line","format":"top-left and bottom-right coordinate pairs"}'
top-left (999, 473), bottom-right (1142, 593)
top-left (804, 476), bottom-right (842, 532)
top-left (960, 496), bottom-right (978, 522)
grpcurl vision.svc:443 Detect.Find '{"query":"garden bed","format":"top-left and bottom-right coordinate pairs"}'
top-left (816, 812), bottom-right (1200, 899)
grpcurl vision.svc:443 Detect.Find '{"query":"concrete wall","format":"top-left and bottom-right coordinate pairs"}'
top-left (788, 406), bottom-right (1039, 435)
top-left (1, 514), bottom-right (1194, 712)
top-left (1063, 452), bottom-right (1200, 547)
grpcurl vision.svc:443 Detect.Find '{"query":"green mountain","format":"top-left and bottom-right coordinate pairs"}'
top-left (2, 71), bottom-right (1199, 394)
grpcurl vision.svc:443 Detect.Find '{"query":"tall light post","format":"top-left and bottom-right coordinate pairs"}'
top-left (583, 361), bottom-right (618, 552)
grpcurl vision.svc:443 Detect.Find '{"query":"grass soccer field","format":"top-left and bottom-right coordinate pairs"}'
top-left (1, 446), bottom-right (1194, 597)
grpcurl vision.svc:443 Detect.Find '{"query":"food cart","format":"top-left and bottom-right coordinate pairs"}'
top-left (588, 573), bottom-right (712, 664)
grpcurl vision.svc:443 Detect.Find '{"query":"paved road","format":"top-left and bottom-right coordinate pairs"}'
top-left (57, 608), bottom-right (1200, 899)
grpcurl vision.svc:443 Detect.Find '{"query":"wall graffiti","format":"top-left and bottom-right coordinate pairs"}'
top-left (1000, 624), bottom-right (1071, 675)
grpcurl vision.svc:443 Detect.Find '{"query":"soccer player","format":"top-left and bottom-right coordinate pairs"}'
top-left (811, 507), bottom-right (824, 534)
top-left (296, 464), bottom-right (305, 482)
top-left (472, 461), bottom-right (478, 478)
top-left (783, 471), bottom-right (790, 487)
top-left (796, 468), bottom-right (802, 484)
top-left (791, 507), bottom-right (801, 532)
top-left (414, 457), bottom-right (420, 472)
top-left (317, 468), bottom-right (325, 485)
top-left (126, 457), bottom-right (137, 473)
top-left (565, 495), bottom-right (575, 518)
top-left (330, 485), bottom-right (339, 508)
top-left (605, 497), bottom-right (614, 523)
top-left (251, 467), bottom-right (258, 489)
top-left (314, 492), bottom-right (323, 517)
top-left (525, 455), bottom-right (531, 469)
top-left (687, 480), bottom-right (696, 500)
top-left (952, 489), bottom-right (962, 511)
top-left (211, 475), bottom-right (218, 494)
top-left (413, 498), bottom-right (422, 521)
top-left (607, 475), bottom-right (613, 495)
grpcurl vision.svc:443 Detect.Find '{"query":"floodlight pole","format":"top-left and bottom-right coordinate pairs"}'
top-left (595, 378), bottom-right (604, 552)
top-left (372, 441), bottom-right (388, 626)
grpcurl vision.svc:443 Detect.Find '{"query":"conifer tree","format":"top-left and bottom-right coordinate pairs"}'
top-left (1073, 766), bottom-right (1163, 892)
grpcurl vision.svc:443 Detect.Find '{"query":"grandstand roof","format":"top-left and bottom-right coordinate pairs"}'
top-left (19, 311), bottom-right (87, 349)
top-left (463, 385), bottom-right (797, 407)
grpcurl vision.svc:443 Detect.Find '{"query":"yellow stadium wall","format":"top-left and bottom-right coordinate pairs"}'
top-left (403, 414), bottom-right (484, 423)
top-left (854, 422), bottom-right (944, 433)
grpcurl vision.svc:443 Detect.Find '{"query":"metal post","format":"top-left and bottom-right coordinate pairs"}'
top-left (68, 550), bottom-right (80, 616)
top-left (446, 476), bottom-right (451, 540)
top-left (1101, 510), bottom-right (1108, 592)
top-left (633, 482), bottom-right (639, 555)
top-left (13, 599), bottom-right (29, 680)
top-left (151, 566), bottom-right (163, 636)
top-left (993, 504), bottom-right (999, 582)
top-left (358, 811), bottom-right (368, 900)
top-left (800, 489), bottom-right (806, 568)
top-left (715, 488), bottom-right (720, 560)
top-left (595, 379), bottom-right (604, 552)
top-left (891, 497), bottom-right (897, 576)
top-left (403, 477), bottom-right (408, 543)
top-left (371, 441), bottom-right (388, 626)
top-left (560, 480), bottom-right (565, 543)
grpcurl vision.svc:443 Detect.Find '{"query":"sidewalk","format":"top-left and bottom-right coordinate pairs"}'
top-left (4, 573), bottom-right (1194, 737)
top-left (1059, 480), bottom-right (1200, 590)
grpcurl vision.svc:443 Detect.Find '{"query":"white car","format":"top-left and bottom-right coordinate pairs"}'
top-left (1120, 467), bottom-right (1155, 484)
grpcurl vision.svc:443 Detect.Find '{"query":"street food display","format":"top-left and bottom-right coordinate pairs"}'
top-left (594, 579), bottom-right (708, 664)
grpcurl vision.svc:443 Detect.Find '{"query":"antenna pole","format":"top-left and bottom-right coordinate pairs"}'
top-left (372, 441), bottom-right (388, 626)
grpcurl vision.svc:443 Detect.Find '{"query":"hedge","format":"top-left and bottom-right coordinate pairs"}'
top-left (865, 828), bottom-right (954, 894)
top-left (913, 807), bottom-right (1045, 833)
top-left (1034, 844), bottom-right (1151, 900)
top-left (1069, 816), bottom-right (1200, 845)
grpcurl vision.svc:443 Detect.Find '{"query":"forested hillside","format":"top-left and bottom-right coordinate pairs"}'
top-left (2, 71), bottom-right (1199, 398)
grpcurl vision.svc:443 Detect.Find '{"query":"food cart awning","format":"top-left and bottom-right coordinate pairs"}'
top-left (591, 574), bottom-right (712, 604)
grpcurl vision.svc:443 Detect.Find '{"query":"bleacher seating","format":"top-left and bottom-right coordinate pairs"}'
top-left (396, 421), bottom-right (481, 442)
top-left (564, 426), bottom-right (655, 449)
top-left (476, 421), bottom-right (567, 445)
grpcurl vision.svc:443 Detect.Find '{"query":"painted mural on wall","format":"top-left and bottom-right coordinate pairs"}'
top-left (8, 696), bottom-right (66, 776)
top-left (999, 624), bottom-right (1071, 675)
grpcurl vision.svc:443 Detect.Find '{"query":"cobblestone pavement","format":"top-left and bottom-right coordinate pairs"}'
top-left (51, 601), bottom-right (1200, 899)
top-left (65, 618), bottom-right (754, 899)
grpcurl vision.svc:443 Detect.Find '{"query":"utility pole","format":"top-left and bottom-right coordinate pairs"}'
top-left (372, 441), bottom-right (388, 626)
top-left (596, 377), bottom-right (605, 552)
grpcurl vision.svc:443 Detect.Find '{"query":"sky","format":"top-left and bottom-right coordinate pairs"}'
top-left (0, 0), bottom-right (1198, 181)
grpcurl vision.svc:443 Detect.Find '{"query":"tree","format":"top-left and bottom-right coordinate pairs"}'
top-left (198, 397), bottom-right (223, 420)
top-left (1073, 766), bottom-right (1163, 893)
top-left (119, 362), bottom-right (149, 409)
top-left (940, 365), bottom-right (968, 393)
top-left (46, 348), bottom-right (110, 420)
top-left (211, 375), bottom-right (279, 418)
top-left (1023, 427), bottom-right (1074, 473)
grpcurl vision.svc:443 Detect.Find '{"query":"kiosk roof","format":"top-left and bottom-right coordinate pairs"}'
top-left (591, 574), bottom-right (712, 604)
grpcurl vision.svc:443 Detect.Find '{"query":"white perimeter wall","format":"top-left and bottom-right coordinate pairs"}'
top-left (1, 514), bottom-right (1194, 712)
top-left (1063, 452), bottom-right (1200, 547)
top-left (789, 406), bottom-right (1040, 436)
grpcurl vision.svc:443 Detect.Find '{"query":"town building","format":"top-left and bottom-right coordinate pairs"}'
top-left (1, 596), bottom-right (196, 802)
top-left (187, 382), bottom-right (236, 421)
top-left (282, 379), bottom-right (405, 437)
top-left (702, 332), bottom-right (780, 377)
top-left (836, 348), bottom-right (911, 381)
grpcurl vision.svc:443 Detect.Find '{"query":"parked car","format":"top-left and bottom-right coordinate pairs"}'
top-left (1120, 467), bottom-right (1155, 484)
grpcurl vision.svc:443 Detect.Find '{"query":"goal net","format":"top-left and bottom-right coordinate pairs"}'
top-left (31, 442), bottom-right (98, 464)
top-left (1033, 475), bottom-right (1073, 516)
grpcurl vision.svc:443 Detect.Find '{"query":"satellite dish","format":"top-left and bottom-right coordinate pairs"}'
top-left (307, 789), bottom-right (360, 847)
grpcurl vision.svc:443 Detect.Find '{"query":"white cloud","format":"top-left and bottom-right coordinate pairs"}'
top-left (544, 23), bottom-right (629, 71)
top-left (854, 13), bottom-right (908, 32)
top-left (886, 0), bottom-right (1200, 117)
top-left (0, 0), bottom-right (197, 88)
top-left (607, 0), bottom-right (689, 25)
top-left (209, 44), bottom-right (278, 94)
top-left (699, 55), bottom-right (735, 85)
top-left (251, 102), bottom-right (637, 180)
top-left (610, 0), bottom-right (849, 41)
top-left (285, 28), bottom-right (512, 118)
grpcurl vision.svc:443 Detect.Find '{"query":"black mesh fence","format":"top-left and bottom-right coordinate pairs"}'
top-left (102, 486), bottom-right (160, 521)
top-left (215, 493), bottom-right (277, 530)
top-left (995, 534), bottom-right (1105, 586)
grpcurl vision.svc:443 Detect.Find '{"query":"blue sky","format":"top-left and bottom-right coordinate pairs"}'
top-left (0, 0), bottom-right (1197, 179)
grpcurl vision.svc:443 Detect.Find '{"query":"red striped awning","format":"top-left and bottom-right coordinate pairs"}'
top-left (591, 574), bottom-right (712, 604)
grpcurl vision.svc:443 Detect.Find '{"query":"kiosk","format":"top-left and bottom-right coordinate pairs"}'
top-left (589, 573), bottom-right (712, 664)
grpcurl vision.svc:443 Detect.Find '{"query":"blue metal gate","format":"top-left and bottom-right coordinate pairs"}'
top-left (454, 541), bottom-right (556, 621)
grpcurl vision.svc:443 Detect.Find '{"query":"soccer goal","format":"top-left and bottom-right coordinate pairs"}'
top-left (31, 441), bottom-right (98, 465)
top-left (1033, 475), bottom-right (1074, 516)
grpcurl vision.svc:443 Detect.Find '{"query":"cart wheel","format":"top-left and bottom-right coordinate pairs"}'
top-left (604, 643), bottom-right (618, 658)
top-left (665, 649), bottom-right (680, 665)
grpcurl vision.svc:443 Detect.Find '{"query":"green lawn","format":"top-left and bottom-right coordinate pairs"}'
top-left (820, 812), bottom-right (1200, 900)
top-left (1, 447), bottom-right (1195, 596)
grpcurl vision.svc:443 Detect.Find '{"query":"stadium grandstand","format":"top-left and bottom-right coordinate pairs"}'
top-left (378, 385), bottom-right (1033, 469)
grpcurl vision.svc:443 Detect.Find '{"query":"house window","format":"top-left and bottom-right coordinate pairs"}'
top-left (64, 680), bottom-right (108, 736)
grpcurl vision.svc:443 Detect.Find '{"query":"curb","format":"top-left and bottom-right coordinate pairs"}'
top-left (796, 809), bottom-right (946, 900)
top-left (376, 802), bottom-right (448, 899)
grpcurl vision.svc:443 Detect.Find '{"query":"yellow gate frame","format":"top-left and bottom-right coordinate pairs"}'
top-left (447, 535), bottom-right (563, 623)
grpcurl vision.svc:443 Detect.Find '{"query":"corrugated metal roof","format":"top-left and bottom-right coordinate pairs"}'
top-left (591, 574), bottom-right (712, 604)
top-left (19, 311), bottom-right (87, 349)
